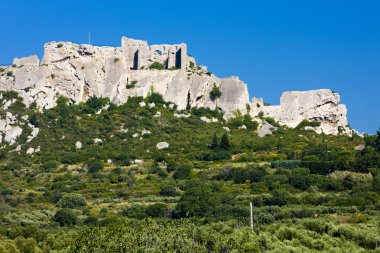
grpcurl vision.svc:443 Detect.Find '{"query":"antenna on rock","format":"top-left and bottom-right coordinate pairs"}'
top-left (88, 32), bottom-right (91, 45)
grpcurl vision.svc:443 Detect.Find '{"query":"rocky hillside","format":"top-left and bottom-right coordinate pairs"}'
top-left (0, 36), bottom-right (351, 135)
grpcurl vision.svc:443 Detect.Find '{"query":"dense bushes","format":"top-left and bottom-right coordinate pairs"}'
top-left (213, 165), bottom-right (268, 183)
top-left (53, 209), bottom-right (78, 226)
top-left (271, 160), bottom-right (301, 169)
top-left (57, 193), bottom-right (86, 208)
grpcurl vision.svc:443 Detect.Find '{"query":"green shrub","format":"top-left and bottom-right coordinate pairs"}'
top-left (41, 160), bottom-right (59, 171)
top-left (126, 80), bottom-right (137, 89)
top-left (220, 133), bottom-right (231, 150)
top-left (297, 119), bottom-right (321, 129)
top-left (271, 160), bottom-right (301, 169)
top-left (57, 193), bottom-right (86, 208)
top-left (209, 84), bottom-right (222, 101)
top-left (146, 92), bottom-right (165, 104)
top-left (57, 43), bottom-right (63, 48)
top-left (149, 62), bottom-right (164, 70)
top-left (159, 186), bottom-right (178, 196)
top-left (86, 158), bottom-right (104, 173)
top-left (173, 164), bottom-right (191, 180)
top-left (4, 162), bottom-right (22, 171)
top-left (2, 90), bottom-right (19, 100)
top-left (53, 209), bottom-right (78, 226)
top-left (0, 67), bottom-right (4, 73)
top-left (120, 205), bottom-right (147, 219)
top-left (146, 204), bottom-right (168, 218)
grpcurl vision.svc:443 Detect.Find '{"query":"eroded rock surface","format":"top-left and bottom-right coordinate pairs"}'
top-left (0, 37), bottom-right (353, 135)
top-left (252, 89), bottom-right (352, 135)
top-left (0, 37), bottom-right (249, 117)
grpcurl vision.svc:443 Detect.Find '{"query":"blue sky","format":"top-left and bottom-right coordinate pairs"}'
top-left (0, 0), bottom-right (379, 133)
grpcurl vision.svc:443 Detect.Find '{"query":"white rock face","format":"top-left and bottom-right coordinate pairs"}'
top-left (257, 122), bottom-right (277, 137)
top-left (156, 142), bottom-right (169, 150)
top-left (0, 37), bottom-right (250, 118)
top-left (0, 37), bottom-right (353, 136)
top-left (4, 126), bottom-right (23, 145)
top-left (200, 116), bottom-right (211, 123)
top-left (26, 147), bottom-right (35, 155)
top-left (13, 55), bottom-right (40, 66)
top-left (253, 89), bottom-right (352, 136)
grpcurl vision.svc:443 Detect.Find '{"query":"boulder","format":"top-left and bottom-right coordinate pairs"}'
top-left (156, 142), bottom-right (169, 150)
top-left (75, 141), bottom-right (82, 149)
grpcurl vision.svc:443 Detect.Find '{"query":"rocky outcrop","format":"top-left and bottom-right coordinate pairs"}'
top-left (251, 89), bottom-right (352, 135)
top-left (0, 37), bottom-right (353, 135)
top-left (0, 37), bottom-right (249, 117)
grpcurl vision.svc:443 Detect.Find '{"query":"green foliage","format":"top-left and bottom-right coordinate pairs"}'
top-left (2, 90), bottom-right (19, 100)
top-left (86, 158), bottom-right (104, 173)
top-left (0, 87), bottom-right (377, 252)
top-left (146, 92), bottom-right (165, 105)
top-left (56, 43), bottom-right (63, 48)
top-left (209, 84), bottom-right (222, 101)
top-left (126, 80), bottom-right (137, 89)
top-left (271, 160), bottom-right (301, 169)
top-left (173, 164), bottom-right (192, 180)
top-left (220, 133), bottom-right (231, 150)
top-left (174, 183), bottom-right (219, 218)
top-left (296, 119), bottom-right (321, 129)
top-left (0, 67), bottom-right (4, 73)
top-left (159, 185), bottom-right (178, 196)
top-left (57, 193), bottom-right (86, 208)
top-left (146, 204), bottom-right (169, 217)
top-left (149, 62), bottom-right (164, 70)
top-left (121, 205), bottom-right (147, 219)
top-left (53, 209), bottom-right (77, 226)
top-left (211, 132), bottom-right (219, 149)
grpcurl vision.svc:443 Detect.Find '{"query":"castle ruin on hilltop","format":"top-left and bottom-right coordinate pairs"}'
top-left (121, 37), bottom-right (188, 70)
top-left (0, 36), bottom-right (353, 136)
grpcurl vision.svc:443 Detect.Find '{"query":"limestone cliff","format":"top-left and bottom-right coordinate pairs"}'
top-left (251, 89), bottom-right (352, 136)
top-left (0, 36), bottom-right (352, 135)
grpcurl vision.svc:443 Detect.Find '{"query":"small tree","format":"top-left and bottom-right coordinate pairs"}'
top-left (159, 185), bottom-right (178, 196)
top-left (173, 164), bottom-right (192, 180)
top-left (146, 204), bottom-right (168, 218)
top-left (86, 158), bottom-right (104, 173)
top-left (220, 133), bottom-right (231, 150)
top-left (209, 84), bottom-right (222, 102)
top-left (57, 193), bottom-right (86, 208)
top-left (53, 209), bottom-right (78, 226)
top-left (211, 132), bottom-right (219, 149)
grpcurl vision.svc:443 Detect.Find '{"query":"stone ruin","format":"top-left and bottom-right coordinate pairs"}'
top-left (121, 37), bottom-right (188, 70)
top-left (0, 36), bottom-right (353, 135)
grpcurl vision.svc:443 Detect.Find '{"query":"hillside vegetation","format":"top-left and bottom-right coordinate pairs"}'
top-left (0, 91), bottom-right (379, 252)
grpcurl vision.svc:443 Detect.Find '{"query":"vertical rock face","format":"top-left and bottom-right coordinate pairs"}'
top-left (0, 36), bottom-right (353, 135)
top-left (0, 37), bottom-right (249, 116)
top-left (252, 89), bottom-right (352, 135)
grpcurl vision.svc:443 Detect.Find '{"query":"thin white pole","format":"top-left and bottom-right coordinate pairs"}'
top-left (88, 32), bottom-right (91, 45)
top-left (250, 202), bottom-right (253, 231)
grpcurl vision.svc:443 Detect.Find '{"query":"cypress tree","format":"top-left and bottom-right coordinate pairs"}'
top-left (220, 133), bottom-right (231, 150)
top-left (211, 132), bottom-right (219, 149)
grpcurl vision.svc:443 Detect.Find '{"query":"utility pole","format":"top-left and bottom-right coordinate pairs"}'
top-left (250, 202), bottom-right (253, 231)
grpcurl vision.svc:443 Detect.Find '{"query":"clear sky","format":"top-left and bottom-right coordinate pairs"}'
top-left (0, 0), bottom-right (379, 133)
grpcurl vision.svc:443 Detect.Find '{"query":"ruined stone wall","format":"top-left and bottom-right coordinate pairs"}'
top-left (121, 37), bottom-right (187, 70)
